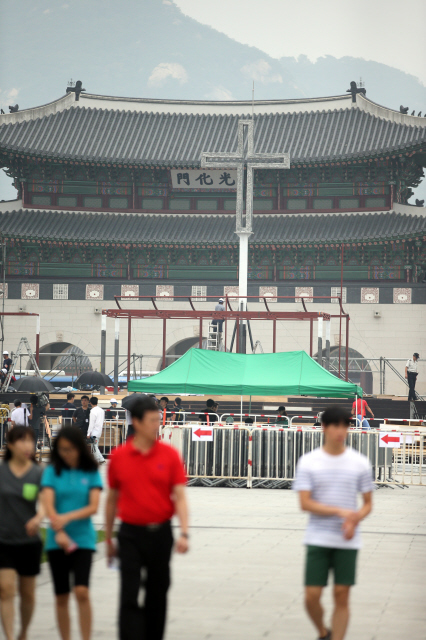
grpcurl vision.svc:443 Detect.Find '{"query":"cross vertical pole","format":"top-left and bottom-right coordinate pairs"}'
top-left (35, 315), bottom-right (40, 366)
top-left (199, 317), bottom-right (202, 349)
top-left (273, 318), bottom-right (276, 353)
top-left (114, 318), bottom-right (119, 394)
top-left (237, 231), bottom-right (250, 354)
top-left (201, 118), bottom-right (290, 358)
top-left (101, 315), bottom-right (106, 374)
top-left (309, 318), bottom-right (313, 357)
top-left (100, 315), bottom-right (106, 394)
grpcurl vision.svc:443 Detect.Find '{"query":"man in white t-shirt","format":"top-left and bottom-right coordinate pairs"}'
top-left (294, 405), bottom-right (374, 640)
top-left (10, 399), bottom-right (29, 426)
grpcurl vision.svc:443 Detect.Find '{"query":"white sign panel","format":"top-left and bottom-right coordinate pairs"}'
top-left (170, 169), bottom-right (237, 191)
top-left (379, 432), bottom-right (401, 448)
top-left (192, 425), bottom-right (214, 442)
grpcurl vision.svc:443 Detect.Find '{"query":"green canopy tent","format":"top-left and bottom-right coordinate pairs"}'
top-left (128, 349), bottom-right (362, 398)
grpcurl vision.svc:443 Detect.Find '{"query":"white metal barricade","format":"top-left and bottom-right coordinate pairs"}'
top-left (161, 424), bottom-right (252, 487)
top-left (160, 424), bottom-right (425, 488)
top-left (288, 414), bottom-right (363, 429)
top-left (220, 413), bottom-right (290, 427)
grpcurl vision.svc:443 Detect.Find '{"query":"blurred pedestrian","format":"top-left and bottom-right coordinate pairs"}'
top-left (41, 427), bottom-right (102, 640)
top-left (294, 406), bottom-right (374, 640)
top-left (0, 427), bottom-right (43, 640)
top-left (105, 396), bottom-right (189, 640)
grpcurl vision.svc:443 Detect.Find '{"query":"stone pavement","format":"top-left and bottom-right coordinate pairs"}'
top-left (25, 481), bottom-right (426, 640)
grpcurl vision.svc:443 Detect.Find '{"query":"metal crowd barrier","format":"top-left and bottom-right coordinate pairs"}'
top-left (288, 414), bottom-right (363, 429)
top-left (161, 424), bottom-right (251, 487)
top-left (160, 423), bottom-right (425, 489)
top-left (220, 413), bottom-right (290, 427)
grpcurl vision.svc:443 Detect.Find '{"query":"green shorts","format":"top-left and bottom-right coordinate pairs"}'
top-left (305, 545), bottom-right (358, 586)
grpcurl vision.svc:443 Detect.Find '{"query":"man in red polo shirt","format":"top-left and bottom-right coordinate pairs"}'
top-left (105, 396), bottom-right (189, 640)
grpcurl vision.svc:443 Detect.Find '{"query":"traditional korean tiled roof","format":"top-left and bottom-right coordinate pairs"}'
top-left (1, 209), bottom-right (425, 244)
top-left (1, 92), bottom-right (425, 165)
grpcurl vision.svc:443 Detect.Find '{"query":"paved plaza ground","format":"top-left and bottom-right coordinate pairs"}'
top-left (26, 479), bottom-right (425, 640)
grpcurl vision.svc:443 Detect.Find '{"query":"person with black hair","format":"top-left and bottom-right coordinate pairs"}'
top-left (0, 427), bottom-right (43, 640)
top-left (105, 396), bottom-right (189, 640)
top-left (61, 393), bottom-right (76, 427)
top-left (41, 426), bottom-right (102, 640)
top-left (199, 398), bottom-right (217, 424)
top-left (10, 398), bottom-right (29, 427)
top-left (275, 405), bottom-right (288, 427)
top-left (28, 394), bottom-right (47, 451)
top-left (105, 398), bottom-right (119, 421)
top-left (159, 397), bottom-right (169, 411)
top-left (405, 352), bottom-right (420, 402)
top-left (170, 397), bottom-right (183, 424)
top-left (2, 350), bottom-right (12, 374)
top-left (73, 395), bottom-right (91, 437)
top-left (159, 397), bottom-right (170, 424)
top-left (294, 406), bottom-right (374, 640)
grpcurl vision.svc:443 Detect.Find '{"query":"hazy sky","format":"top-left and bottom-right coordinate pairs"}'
top-left (0, 0), bottom-right (425, 201)
top-left (174, 0), bottom-right (426, 85)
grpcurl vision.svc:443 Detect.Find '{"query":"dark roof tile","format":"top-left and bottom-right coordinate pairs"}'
top-left (1, 210), bottom-right (425, 244)
top-left (1, 108), bottom-right (426, 165)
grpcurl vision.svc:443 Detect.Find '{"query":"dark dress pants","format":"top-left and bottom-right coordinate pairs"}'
top-left (118, 521), bottom-right (173, 640)
top-left (407, 371), bottom-right (417, 401)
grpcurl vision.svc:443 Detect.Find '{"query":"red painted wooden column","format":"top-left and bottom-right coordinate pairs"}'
top-left (162, 318), bottom-right (167, 370)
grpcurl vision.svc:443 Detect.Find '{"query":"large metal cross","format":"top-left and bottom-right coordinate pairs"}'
top-left (201, 119), bottom-right (290, 351)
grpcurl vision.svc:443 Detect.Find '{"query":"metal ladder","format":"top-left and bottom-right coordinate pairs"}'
top-left (206, 323), bottom-right (220, 350)
top-left (3, 337), bottom-right (41, 391)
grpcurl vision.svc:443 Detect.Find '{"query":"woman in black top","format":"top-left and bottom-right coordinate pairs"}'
top-left (0, 427), bottom-right (43, 640)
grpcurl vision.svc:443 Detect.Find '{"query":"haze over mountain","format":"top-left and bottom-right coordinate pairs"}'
top-left (0, 0), bottom-right (425, 201)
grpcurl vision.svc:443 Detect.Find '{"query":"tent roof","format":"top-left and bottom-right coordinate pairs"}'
top-left (128, 349), bottom-right (363, 398)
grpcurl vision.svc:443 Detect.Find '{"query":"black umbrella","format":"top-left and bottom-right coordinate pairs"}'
top-left (75, 371), bottom-right (114, 387)
top-left (121, 393), bottom-right (150, 410)
top-left (13, 376), bottom-right (55, 393)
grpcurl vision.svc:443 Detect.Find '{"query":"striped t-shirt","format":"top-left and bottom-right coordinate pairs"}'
top-left (293, 447), bottom-right (374, 550)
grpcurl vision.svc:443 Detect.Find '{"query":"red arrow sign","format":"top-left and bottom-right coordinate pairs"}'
top-left (381, 433), bottom-right (400, 444)
top-left (193, 428), bottom-right (212, 438)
